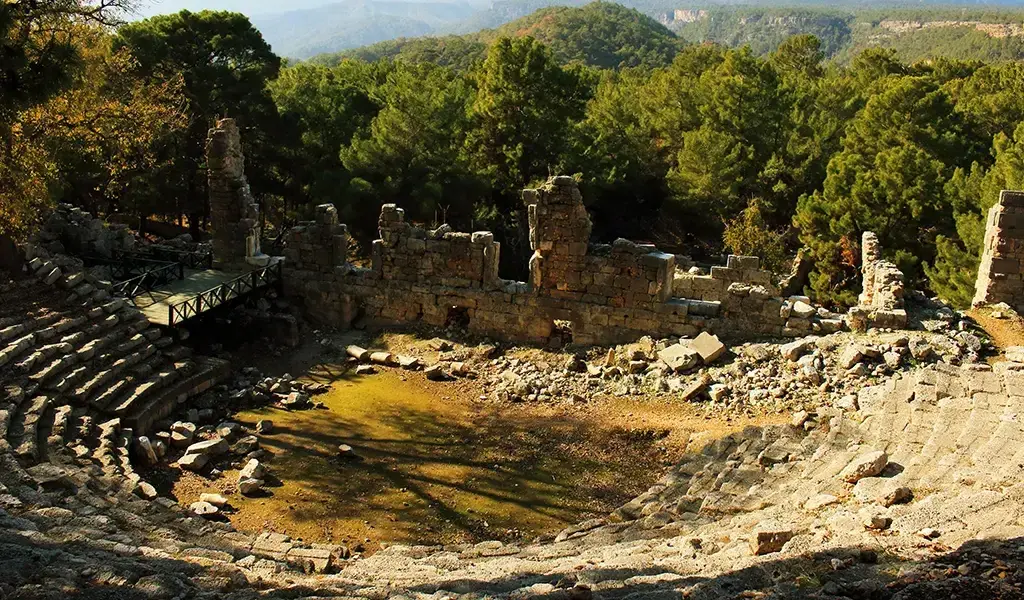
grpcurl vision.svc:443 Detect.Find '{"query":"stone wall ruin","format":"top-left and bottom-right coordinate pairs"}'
top-left (974, 189), bottom-right (1024, 312)
top-left (281, 176), bottom-right (850, 345)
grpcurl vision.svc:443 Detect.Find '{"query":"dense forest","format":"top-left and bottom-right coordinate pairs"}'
top-left (5, 1), bottom-right (1024, 315)
top-left (321, 3), bottom-right (683, 69)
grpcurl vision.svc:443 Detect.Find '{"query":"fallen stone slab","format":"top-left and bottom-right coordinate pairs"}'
top-left (216, 422), bottom-right (241, 439)
top-left (750, 529), bottom-right (794, 555)
top-left (355, 364), bottom-right (375, 375)
top-left (838, 344), bottom-right (865, 370)
top-left (425, 364), bottom-right (446, 381)
top-left (233, 435), bottom-right (260, 455)
top-left (780, 338), bottom-right (815, 362)
top-left (281, 391), bottom-right (310, 409)
top-left (178, 453), bottom-right (210, 471)
top-left (1006, 346), bottom-right (1024, 363)
top-left (791, 300), bottom-right (815, 319)
top-left (256, 420), bottom-right (273, 434)
top-left (286, 547), bottom-right (334, 573)
top-left (680, 374), bottom-right (710, 401)
top-left (804, 494), bottom-right (839, 510)
top-left (184, 438), bottom-right (229, 457)
top-left (189, 501), bottom-right (219, 518)
top-left (840, 450), bottom-right (888, 484)
top-left (170, 422), bottom-right (196, 448)
top-left (239, 459), bottom-right (265, 481)
top-left (135, 481), bottom-right (158, 500)
top-left (200, 493), bottom-right (229, 507)
top-left (688, 332), bottom-right (726, 363)
top-left (853, 477), bottom-right (912, 507)
top-left (398, 355), bottom-right (421, 369)
top-left (657, 344), bottom-right (701, 372)
top-left (865, 515), bottom-right (892, 530)
top-left (239, 478), bottom-right (264, 496)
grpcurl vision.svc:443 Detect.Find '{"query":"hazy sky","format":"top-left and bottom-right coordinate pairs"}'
top-left (133, 0), bottom-right (335, 18)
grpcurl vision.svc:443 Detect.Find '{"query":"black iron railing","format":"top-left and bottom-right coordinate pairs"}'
top-left (166, 262), bottom-right (281, 326)
top-left (115, 246), bottom-right (213, 270)
top-left (111, 262), bottom-right (185, 299)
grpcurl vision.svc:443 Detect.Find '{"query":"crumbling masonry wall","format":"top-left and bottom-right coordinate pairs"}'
top-left (281, 177), bottom-right (844, 345)
top-left (375, 204), bottom-right (500, 290)
top-left (974, 190), bottom-right (1024, 312)
top-left (207, 118), bottom-right (266, 271)
top-left (851, 231), bottom-right (907, 330)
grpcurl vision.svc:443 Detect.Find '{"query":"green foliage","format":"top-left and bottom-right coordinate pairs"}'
top-left (321, 36), bottom-right (488, 71)
top-left (0, 1), bottom-right (187, 242)
top-left (341, 63), bottom-right (482, 243)
top-left (467, 37), bottom-right (592, 194)
top-left (673, 8), bottom-right (853, 58)
top-left (723, 199), bottom-right (789, 274)
top-left (114, 10), bottom-right (283, 227)
top-left (794, 75), bottom-right (975, 304)
top-left (314, 2), bottom-right (683, 71)
top-left (565, 68), bottom-right (667, 240)
top-left (489, 2), bottom-right (682, 69)
top-left (269, 61), bottom-right (382, 220)
top-left (926, 122), bottom-right (1024, 307)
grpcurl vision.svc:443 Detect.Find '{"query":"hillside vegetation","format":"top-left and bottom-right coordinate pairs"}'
top-left (309, 3), bottom-right (1024, 68)
top-left (317, 2), bottom-right (683, 69)
top-left (9, 3), bottom-right (1024, 321)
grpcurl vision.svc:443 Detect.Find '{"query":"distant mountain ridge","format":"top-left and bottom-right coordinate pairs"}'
top-left (249, 0), bottom-right (1024, 61)
top-left (251, 0), bottom-right (478, 58)
top-left (314, 2), bottom-right (683, 69)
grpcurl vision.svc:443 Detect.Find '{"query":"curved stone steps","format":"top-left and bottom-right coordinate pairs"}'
top-left (898, 394), bottom-right (973, 485)
top-left (2, 310), bottom-right (122, 391)
top-left (87, 352), bottom-right (167, 412)
top-left (111, 362), bottom-right (192, 417)
top-left (9, 395), bottom-right (51, 462)
top-left (73, 341), bottom-right (159, 406)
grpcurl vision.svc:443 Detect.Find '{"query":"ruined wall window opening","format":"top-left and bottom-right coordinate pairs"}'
top-left (549, 320), bottom-right (574, 348)
top-left (445, 306), bottom-right (470, 330)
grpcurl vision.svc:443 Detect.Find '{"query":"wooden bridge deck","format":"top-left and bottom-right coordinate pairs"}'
top-left (133, 269), bottom-right (241, 326)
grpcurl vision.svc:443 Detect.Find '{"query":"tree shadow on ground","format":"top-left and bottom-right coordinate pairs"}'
top-left (226, 374), bottom-right (668, 545)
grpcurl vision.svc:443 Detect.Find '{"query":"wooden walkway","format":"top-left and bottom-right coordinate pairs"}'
top-left (133, 269), bottom-right (240, 326)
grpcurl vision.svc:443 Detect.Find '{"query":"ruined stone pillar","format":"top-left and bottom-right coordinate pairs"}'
top-left (974, 190), bottom-right (1024, 311)
top-left (522, 176), bottom-right (592, 292)
top-left (206, 118), bottom-right (267, 271)
top-left (851, 231), bottom-right (906, 330)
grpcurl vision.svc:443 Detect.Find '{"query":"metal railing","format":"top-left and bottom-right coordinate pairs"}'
top-left (166, 262), bottom-right (281, 326)
top-left (115, 246), bottom-right (213, 270)
top-left (111, 262), bottom-right (185, 299)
